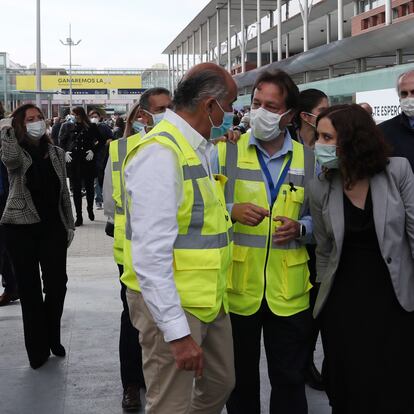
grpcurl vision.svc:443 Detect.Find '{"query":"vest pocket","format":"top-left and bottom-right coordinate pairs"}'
top-left (281, 186), bottom-right (305, 219)
top-left (281, 248), bottom-right (311, 300)
top-left (173, 249), bottom-right (220, 308)
top-left (228, 245), bottom-right (249, 293)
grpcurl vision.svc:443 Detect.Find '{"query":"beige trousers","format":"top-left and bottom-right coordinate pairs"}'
top-left (126, 290), bottom-right (235, 414)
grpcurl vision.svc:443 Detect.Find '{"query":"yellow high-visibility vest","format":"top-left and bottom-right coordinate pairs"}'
top-left (109, 131), bottom-right (144, 265)
top-left (121, 120), bottom-right (233, 322)
top-left (217, 132), bottom-right (315, 316)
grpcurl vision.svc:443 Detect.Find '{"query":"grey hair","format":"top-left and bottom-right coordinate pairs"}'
top-left (173, 70), bottom-right (228, 112)
top-left (396, 69), bottom-right (414, 95)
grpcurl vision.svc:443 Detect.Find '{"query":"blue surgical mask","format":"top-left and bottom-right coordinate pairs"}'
top-left (143, 110), bottom-right (165, 129)
top-left (314, 143), bottom-right (339, 169)
top-left (209, 100), bottom-right (234, 140)
top-left (132, 120), bottom-right (145, 133)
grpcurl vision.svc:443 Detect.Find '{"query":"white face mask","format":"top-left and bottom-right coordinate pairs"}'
top-left (90, 117), bottom-right (99, 124)
top-left (26, 120), bottom-right (46, 140)
top-left (400, 97), bottom-right (414, 117)
top-left (250, 107), bottom-right (291, 142)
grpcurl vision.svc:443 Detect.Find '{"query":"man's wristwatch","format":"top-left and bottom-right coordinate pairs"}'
top-left (299, 223), bottom-right (307, 238)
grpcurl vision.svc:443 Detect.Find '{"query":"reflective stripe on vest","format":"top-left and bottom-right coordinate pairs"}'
top-left (126, 131), bottom-right (231, 250)
top-left (121, 121), bottom-right (232, 323)
top-left (217, 132), bottom-right (315, 317)
top-left (111, 138), bottom-right (128, 215)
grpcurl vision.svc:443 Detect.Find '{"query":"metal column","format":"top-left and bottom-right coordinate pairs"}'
top-left (299, 0), bottom-right (313, 52)
top-left (385, 0), bottom-right (392, 25)
top-left (337, 0), bottom-right (343, 40)
top-left (257, 0), bottom-right (262, 68)
top-left (36, 0), bottom-right (42, 108)
top-left (326, 14), bottom-right (331, 44)
top-left (227, 0), bottom-right (232, 72)
top-left (168, 54), bottom-right (171, 91)
top-left (172, 50), bottom-right (176, 90)
top-left (207, 17), bottom-right (211, 61)
top-left (269, 12), bottom-right (274, 64)
top-left (396, 49), bottom-right (403, 65)
top-left (186, 39), bottom-right (190, 71)
top-left (199, 27), bottom-right (203, 63)
top-left (193, 32), bottom-right (196, 66)
top-left (241, 0), bottom-right (246, 72)
top-left (285, 33), bottom-right (290, 58)
top-left (181, 43), bottom-right (184, 78)
top-left (277, 0), bottom-right (282, 61)
top-left (216, 9), bottom-right (221, 65)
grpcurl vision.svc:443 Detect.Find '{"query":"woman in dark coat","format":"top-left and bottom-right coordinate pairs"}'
top-left (59, 106), bottom-right (102, 226)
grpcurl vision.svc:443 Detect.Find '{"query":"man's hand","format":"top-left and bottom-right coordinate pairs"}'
top-left (169, 335), bottom-right (203, 378)
top-left (85, 150), bottom-right (94, 161)
top-left (0, 118), bottom-right (13, 131)
top-left (226, 129), bottom-right (241, 144)
top-left (231, 203), bottom-right (269, 226)
top-left (273, 216), bottom-right (300, 245)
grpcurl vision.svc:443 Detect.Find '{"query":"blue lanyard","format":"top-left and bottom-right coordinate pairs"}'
top-left (256, 148), bottom-right (292, 207)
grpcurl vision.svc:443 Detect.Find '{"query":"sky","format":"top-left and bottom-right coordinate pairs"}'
top-left (0, 0), bottom-right (210, 69)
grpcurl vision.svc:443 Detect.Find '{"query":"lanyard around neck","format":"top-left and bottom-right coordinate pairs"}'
top-left (256, 148), bottom-right (292, 207)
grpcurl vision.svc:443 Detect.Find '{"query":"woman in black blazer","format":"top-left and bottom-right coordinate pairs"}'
top-left (309, 104), bottom-right (414, 414)
top-left (1, 104), bottom-right (74, 369)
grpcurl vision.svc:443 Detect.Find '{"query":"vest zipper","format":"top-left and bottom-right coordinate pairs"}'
top-left (262, 203), bottom-right (273, 298)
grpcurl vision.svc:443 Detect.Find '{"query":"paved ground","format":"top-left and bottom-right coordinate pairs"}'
top-left (0, 208), bottom-right (330, 414)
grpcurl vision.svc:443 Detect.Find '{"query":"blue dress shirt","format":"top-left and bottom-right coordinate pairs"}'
top-left (211, 131), bottom-right (313, 243)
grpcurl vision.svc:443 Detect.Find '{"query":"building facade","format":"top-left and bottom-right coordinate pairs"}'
top-left (163, 0), bottom-right (414, 121)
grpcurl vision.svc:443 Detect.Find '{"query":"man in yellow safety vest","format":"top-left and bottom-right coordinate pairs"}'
top-left (213, 70), bottom-right (315, 414)
top-left (103, 87), bottom-right (172, 412)
top-left (121, 63), bottom-right (236, 414)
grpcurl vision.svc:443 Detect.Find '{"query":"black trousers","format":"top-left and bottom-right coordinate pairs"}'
top-left (117, 264), bottom-right (145, 390)
top-left (5, 223), bottom-right (68, 366)
top-left (72, 175), bottom-right (94, 218)
top-left (226, 301), bottom-right (313, 414)
top-left (0, 225), bottom-right (16, 293)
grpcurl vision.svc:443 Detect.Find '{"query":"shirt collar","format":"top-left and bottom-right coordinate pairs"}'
top-left (249, 129), bottom-right (293, 160)
top-left (163, 109), bottom-right (209, 153)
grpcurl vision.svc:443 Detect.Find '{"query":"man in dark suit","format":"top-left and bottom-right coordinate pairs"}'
top-left (380, 70), bottom-right (414, 169)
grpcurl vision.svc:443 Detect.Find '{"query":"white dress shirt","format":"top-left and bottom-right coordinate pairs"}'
top-left (124, 109), bottom-right (214, 342)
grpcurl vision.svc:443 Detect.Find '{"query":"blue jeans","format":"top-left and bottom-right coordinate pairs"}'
top-left (94, 178), bottom-right (103, 204)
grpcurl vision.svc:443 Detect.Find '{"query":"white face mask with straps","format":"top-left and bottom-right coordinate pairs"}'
top-left (400, 97), bottom-right (414, 117)
top-left (250, 107), bottom-right (291, 142)
top-left (26, 120), bottom-right (46, 140)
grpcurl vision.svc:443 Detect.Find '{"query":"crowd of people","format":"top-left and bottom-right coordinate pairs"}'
top-left (0, 66), bottom-right (414, 414)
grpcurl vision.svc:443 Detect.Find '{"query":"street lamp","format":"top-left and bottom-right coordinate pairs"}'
top-left (36, 0), bottom-right (41, 108)
top-left (60, 24), bottom-right (81, 111)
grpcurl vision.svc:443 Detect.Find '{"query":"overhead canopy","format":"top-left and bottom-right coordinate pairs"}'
top-left (234, 18), bottom-right (414, 89)
top-left (163, 0), bottom-right (287, 55)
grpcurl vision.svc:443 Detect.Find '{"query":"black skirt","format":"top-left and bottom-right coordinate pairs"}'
top-left (320, 189), bottom-right (414, 414)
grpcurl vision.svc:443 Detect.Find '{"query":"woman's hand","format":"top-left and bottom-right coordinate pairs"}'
top-left (67, 229), bottom-right (75, 247)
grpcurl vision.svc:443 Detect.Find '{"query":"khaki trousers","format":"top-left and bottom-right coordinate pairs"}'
top-left (126, 290), bottom-right (235, 414)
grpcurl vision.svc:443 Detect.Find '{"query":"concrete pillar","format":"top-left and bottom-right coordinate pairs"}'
top-left (328, 65), bottom-right (334, 78)
top-left (193, 32), bottom-right (196, 66)
top-left (181, 42), bottom-right (184, 78)
top-left (227, 0), bottom-right (232, 72)
top-left (257, 0), bottom-right (262, 67)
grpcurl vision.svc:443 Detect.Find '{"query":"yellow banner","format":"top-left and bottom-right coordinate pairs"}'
top-left (16, 75), bottom-right (142, 91)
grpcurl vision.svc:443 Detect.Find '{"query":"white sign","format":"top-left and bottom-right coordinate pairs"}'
top-left (356, 88), bottom-right (401, 123)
